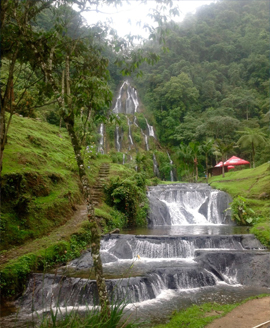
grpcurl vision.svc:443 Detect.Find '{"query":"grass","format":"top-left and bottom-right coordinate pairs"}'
top-left (209, 162), bottom-right (270, 247)
top-left (152, 294), bottom-right (270, 328)
top-left (37, 301), bottom-right (141, 328)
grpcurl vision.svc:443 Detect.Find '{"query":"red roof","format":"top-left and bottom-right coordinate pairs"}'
top-left (224, 156), bottom-right (250, 166)
top-left (227, 165), bottom-right (235, 170)
top-left (214, 161), bottom-right (224, 167)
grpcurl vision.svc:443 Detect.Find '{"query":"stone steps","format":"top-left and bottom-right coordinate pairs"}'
top-left (92, 163), bottom-right (110, 206)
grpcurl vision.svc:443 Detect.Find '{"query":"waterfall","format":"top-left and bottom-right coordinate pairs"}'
top-left (97, 123), bottom-right (104, 154)
top-left (145, 118), bottom-right (156, 138)
top-left (115, 126), bottom-right (121, 152)
top-left (123, 153), bottom-right (125, 164)
top-left (144, 133), bottom-right (149, 151)
top-left (148, 184), bottom-right (232, 226)
top-left (112, 81), bottom-right (126, 113)
top-left (113, 81), bottom-right (139, 114)
top-left (153, 153), bottom-right (160, 177)
top-left (127, 117), bottom-right (134, 147)
top-left (167, 152), bottom-right (174, 181)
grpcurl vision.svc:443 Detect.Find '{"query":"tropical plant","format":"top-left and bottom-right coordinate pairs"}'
top-left (228, 196), bottom-right (257, 225)
top-left (199, 139), bottom-right (214, 182)
top-left (237, 127), bottom-right (267, 168)
top-left (213, 140), bottom-right (234, 178)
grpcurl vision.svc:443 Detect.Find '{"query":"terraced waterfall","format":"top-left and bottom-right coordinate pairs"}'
top-left (15, 183), bottom-right (270, 325)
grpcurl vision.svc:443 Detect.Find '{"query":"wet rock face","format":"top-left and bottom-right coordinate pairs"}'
top-left (147, 184), bottom-right (232, 226)
top-left (148, 195), bottom-right (172, 226)
top-left (196, 251), bottom-right (270, 287)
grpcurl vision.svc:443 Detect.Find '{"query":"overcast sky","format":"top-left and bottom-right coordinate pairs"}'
top-left (80, 1), bottom-right (216, 39)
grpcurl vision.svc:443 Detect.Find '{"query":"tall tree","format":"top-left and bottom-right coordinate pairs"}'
top-left (237, 127), bottom-right (267, 168)
top-left (200, 138), bottom-right (214, 182)
top-left (213, 140), bottom-right (234, 178)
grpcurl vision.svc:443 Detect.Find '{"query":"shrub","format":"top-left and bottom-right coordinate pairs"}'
top-left (104, 173), bottom-right (148, 228)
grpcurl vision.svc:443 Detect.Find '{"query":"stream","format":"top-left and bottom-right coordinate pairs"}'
top-left (1, 183), bottom-right (269, 327)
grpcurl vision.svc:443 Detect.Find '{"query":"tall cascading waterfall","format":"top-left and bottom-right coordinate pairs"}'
top-left (167, 152), bottom-right (174, 181)
top-left (147, 184), bottom-right (232, 226)
top-left (112, 81), bottom-right (140, 153)
top-left (115, 126), bottom-right (121, 152)
top-left (97, 123), bottom-right (104, 154)
top-left (133, 116), bottom-right (149, 151)
top-left (127, 117), bottom-right (134, 150)
top-left (145, 118), bottom-right (156, 138)
top-left (153, 153), bottom-right (160, 177)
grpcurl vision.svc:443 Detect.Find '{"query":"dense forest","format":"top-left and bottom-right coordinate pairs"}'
top-left (133, 0), bottom-right (269, 177)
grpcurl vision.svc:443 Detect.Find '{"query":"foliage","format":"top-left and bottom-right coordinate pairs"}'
top-left (237, 127), bottom-right (267, 168)
top-left (38, 301), bottom-right (141, 328)
top-left (0, 225), bottom-right (92, 299)
top-left (104, 173), bottom-right (148, 227)
top-left (1, 115), bottom-right (82, 250)
top-left (133, 0), bottom-right (269, 169)
top-left (227, 196), bottom-right (257, 225)
top-left (209, 163), bottom-right (270, 245)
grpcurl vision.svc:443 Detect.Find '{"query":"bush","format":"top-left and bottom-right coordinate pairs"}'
top-left (104, 173), bottom-right (148, 227)
top-left (228, 196), bottom-right (258, 225)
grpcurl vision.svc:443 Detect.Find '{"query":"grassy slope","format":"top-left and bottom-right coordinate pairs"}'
top-left (209, 163), bottom-right (270, 246)
top-left (1, 115), bottom-right (84, 250)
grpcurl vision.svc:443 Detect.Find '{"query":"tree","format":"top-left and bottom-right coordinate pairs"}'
top-left (237, 127), bottom-right (267, 168)
top-left (200, 138), bottom-right (214, 182)
top-left (0, 0), bottom-right (54, 173)
top-left (213, 139), bottom-right (234, 178)
top-left (189, 141), bottom-right (200, 182)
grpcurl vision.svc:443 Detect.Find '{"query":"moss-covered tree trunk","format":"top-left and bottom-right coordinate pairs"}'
top-left (63, 57), bottom-right (110, 317)
top-left (63, 114), bottom-right (111, 317)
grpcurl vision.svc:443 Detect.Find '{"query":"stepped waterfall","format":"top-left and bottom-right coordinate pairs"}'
top-left (17, 183), bottom-right (270, 325)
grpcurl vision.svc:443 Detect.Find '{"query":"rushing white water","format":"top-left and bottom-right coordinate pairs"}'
top-left (144, 132), bottom-right (149, 151)
top-left (167, 152), bottom-right (174, 181)
top-left (112, 82), bottom-right (126, 113)
top-left (113, 81), bottom-right (139, 114)
top-left (127, 117), bottom-right (134, 147)
top-left (145, 118), bottom-right (156, 138)
top-left (153, 153), bottom-right (160, 177)
top-left (148, 184), bottom-right (232, 225)
top-left (97, 123), bottom-right (104, 154)
top-left (116, 126), bottom-right (121, 152)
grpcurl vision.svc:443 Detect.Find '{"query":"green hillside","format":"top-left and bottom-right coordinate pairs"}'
top-left (209, 163), bottom-right (270, 246)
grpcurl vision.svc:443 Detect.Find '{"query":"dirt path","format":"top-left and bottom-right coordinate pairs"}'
top-left (206, 297), bottom-right (270, 328)
top-left (0, 205), bottom-right (87, 267)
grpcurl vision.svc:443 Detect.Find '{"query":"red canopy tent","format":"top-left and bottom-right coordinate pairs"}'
top-left (224, 156), bottom-right (250, 166)
top-left (227, 165), bottom-right (235, 170)
top-left (215, 161), bottom-right (224, 167)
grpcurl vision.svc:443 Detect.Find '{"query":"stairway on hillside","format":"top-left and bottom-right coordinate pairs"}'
top-left (91, 163), bottom-right (110, 206)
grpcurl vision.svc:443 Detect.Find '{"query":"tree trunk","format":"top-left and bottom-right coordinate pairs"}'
top-left (222, 155), bottom-right (225, 178)
top-left (64, 115), bottom-right (111, 317)
top-left (64, 56), bottom-right (110, 317)
top-left (0, 49), bottom-right (18, 175)
top-left (205, 156), bottom-right (208, 183)
top-left (252, 142), bottom-right (255, 168)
